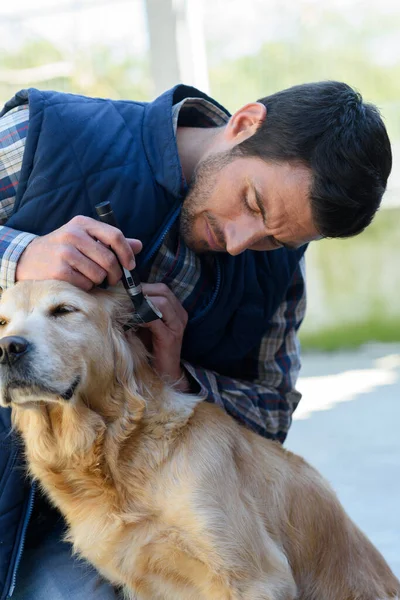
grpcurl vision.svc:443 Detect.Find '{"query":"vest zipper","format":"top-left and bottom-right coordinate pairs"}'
top-left (140, 203), bottom-right (182, 267)
top-left (8, 483), bottom-right (36, 597)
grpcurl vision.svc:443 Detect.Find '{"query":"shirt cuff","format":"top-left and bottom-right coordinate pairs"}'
top-left (181, 361), bottom-right (209, 398)
top-left (0, 231), bottom-right (37, 290)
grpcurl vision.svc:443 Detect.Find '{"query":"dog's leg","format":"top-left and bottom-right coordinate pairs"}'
top-left (284, 459), bottom-right (400, 600)
top-left (230, 573), bottom-right (297, 600)
top-left (200, 540), bottom-right (297, 600)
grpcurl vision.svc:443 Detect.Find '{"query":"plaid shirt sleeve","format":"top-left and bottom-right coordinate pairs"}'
top-left (183, 257), bottom-right (306, 443)
top-left (0, 104), bottom-right (37, 290)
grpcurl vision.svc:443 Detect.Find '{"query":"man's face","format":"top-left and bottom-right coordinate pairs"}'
top-left (180, 153), bottom-right (321, 255)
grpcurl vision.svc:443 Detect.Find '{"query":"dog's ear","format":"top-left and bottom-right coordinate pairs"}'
top-left (92, 285), bottom-right (137, 331)
top-left (92, 285), bottom-right (150, 419)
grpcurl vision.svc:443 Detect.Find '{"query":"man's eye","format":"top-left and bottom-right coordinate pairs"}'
top-left (50, 305), bottom-right (79, 317)
top-left (243, 195), bottom-right (259, 215)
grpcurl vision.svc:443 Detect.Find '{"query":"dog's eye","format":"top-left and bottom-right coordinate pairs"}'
top-left (0, 317), bottom-right (8, 326)
top-left (50, 304), bottom-right (79, 317)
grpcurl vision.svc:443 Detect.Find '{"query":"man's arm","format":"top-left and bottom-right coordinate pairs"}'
top-left (0, 104), bottom-right (142, 290)
top-left (0, 226), bottom-right (37, 289)
top-left (0, 104), bottom-right (37, 289)
top-left (182, 258), bottom-right (306, 443)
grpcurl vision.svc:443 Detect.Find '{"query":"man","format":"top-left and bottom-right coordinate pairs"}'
top-left (0, 81), bottom-right (392, 599)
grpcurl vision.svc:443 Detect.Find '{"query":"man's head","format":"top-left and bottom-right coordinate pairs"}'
top-left (180, 81), bottom-right (392, 255)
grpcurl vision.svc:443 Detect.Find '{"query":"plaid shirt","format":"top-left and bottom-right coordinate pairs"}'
top-left (0, 96), bottom-right (306, 442)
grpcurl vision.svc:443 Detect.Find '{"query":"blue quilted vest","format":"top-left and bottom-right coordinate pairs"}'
top-left (0, 85), bottom-right (305, 598)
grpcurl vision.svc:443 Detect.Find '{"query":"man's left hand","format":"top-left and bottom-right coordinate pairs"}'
top-left (139, 283), bottom-right (190, 391)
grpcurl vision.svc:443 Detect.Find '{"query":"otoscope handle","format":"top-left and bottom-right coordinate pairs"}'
top-left (94, 201), bottom-right (162, 324)
top-left (95, 201), bottom-right (142, 290)
top-left (94, 200), bottom-right (119, 228)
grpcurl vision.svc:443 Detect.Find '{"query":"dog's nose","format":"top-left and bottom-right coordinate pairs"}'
top-left (0, 336), bottom-right (30, 365)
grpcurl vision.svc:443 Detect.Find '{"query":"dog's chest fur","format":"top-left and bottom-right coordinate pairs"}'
top-left (13, 398), bottom-right (220, 599)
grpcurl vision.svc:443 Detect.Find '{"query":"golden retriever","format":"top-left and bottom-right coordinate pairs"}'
top-left (0, 280), bottom-right (398, 600)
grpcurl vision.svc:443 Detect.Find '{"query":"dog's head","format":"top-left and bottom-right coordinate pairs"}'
top-left (0, 280), bottom-right (146, 413)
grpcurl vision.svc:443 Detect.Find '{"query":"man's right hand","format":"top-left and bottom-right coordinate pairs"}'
top-left (15, 215), bottom-right (143, 291)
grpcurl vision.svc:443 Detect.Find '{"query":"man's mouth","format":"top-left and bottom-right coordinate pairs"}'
top-left (205, 218), bottom-right (224, 252)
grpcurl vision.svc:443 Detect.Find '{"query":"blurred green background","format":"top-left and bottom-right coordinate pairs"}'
top-left (1, 0), bottom-right (399, 351)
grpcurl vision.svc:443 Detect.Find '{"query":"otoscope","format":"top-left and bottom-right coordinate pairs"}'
top-left (95, 201), bottom-right (162, 324)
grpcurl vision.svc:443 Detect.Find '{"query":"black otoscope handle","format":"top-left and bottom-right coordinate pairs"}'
top-left (95, 201), bottom-right (142, 291)
top-left (94, 201), bottom-right (162, 324)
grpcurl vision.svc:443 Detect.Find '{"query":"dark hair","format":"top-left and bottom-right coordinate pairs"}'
top-left (231, 81), bottom-right (392, 238)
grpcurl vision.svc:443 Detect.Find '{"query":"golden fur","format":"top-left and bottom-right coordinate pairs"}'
top-left (0, 280), bottom-right (398, 600)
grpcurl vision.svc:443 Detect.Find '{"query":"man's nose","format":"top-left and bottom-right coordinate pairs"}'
top-left (0, 336), bottom-right (30, 365)
top-left (225, 219), bottom-right (267, 256)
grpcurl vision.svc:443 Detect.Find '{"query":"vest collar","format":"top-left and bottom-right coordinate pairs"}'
top-left (141, 84), bottom-right (231, 200)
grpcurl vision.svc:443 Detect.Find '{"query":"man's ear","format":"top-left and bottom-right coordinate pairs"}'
top-left (225, 102), bottom-right (267, 145)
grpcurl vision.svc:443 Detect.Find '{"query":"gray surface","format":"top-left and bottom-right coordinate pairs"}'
top-left (285, 343), bottom-right (400, 578)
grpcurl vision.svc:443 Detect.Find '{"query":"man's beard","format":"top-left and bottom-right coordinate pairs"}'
top-left (180, 151), bottom-right (232, 253)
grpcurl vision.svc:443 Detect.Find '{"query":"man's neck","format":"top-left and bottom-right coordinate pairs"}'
top-left (176, 126), bottom-right (221, 183)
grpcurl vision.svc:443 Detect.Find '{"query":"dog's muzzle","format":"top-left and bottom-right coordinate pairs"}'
top-left (0, 335), bottom-right (80, 406)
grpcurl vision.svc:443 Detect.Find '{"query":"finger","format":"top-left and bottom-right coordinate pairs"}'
top-left (72, 216), bottom-right (136, 271)
top-left (92, 225), bottom-right (136, 270)
top-left (144, 317), bottom-right (168, 338)
top-left (54, 264), bottom-right (95, 292)
top-left (146, 295), bottom-right (178, 327)
top-left (141, 283), bottom-right (173, 297)
top-left (72, 235), bottom-right (123, 285)
top-left (142, 295), bottom-right (187, 338)
top-left (66, 247), bottom-right (110, 286)
top-left (141, 283), bottom-right (182, 312)
top-left (142, 283), bottom-right (188, 323)
top-left (67, 271), bottom-right (96, 292)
